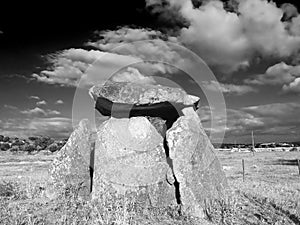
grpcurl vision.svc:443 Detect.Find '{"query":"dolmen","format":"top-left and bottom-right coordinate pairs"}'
top-left (49, 80), bottom-right (228, 218)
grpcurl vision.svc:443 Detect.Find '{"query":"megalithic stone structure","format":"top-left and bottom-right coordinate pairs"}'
top-left (89, 81), bottom-right (228, 217)
top-left (48, 80), bottom-right (228, 218)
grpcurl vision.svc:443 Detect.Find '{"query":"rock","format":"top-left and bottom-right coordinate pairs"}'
top-left (92, 117), bottom-right (176, 207)
top-left (166, 107), bottom-right (228, 218)
top-left (89, 81), bottom-right (199, 105)
top-left (48, 119), bottom-right (94, 200)
top-left (145, 116), bottom-right (167, 137)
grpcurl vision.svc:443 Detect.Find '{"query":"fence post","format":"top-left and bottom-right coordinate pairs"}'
top-left (242, 159), bottom-right (245, 182)
top-left (297, 159), bottom-right (300, 176)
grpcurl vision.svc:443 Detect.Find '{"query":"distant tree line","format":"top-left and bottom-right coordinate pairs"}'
top-left (214, 142), bottom-right (300, 149)
top-left (0, 135), bottom-right (67, 154)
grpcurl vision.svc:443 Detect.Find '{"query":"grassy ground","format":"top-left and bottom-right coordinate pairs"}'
top-left (0, 150), bottom-right (299, 224)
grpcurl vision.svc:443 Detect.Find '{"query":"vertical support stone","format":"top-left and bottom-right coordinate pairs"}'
top-left (48, 119), bottom-right (94, 200)
top-left (166, 107), bottom-right (228, 218)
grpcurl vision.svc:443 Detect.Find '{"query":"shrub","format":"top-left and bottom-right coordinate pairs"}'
top-left (24, 144), bottom-right (36, 154)
top-left (9, 146), bottom-right (19, 153)
top-left (3, 136), bottom-right (10, 142)
top-left (0, 143), bottom-right (10, 151)
top-left (34, 136), bottom-right (54, 150)
top-left (48, 143), bottom-right (59, 153)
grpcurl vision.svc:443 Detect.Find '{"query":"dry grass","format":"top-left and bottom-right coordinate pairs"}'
top-left (0, 150), bottom-right (299, 224)
top-left (0, 180), bottom-right (209, 225)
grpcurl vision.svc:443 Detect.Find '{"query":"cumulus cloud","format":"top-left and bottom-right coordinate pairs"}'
top-left (245, 62), bottom-right (297, 85)
top-left (28, 95), bottom-right (40, 100)
top-left (87, 28), bottom-right (184, 74)
top-left (32, 45), bottom-right (177, 87)
top-left (203, 80), bottom-right (256, 95)
top-left (20, 107), bottom-right (60, 116)
top-left (55, 99), bottom-right (64, 104)
top-left (21, 107), bottom-right (47, 116)
top-left (199, 101), bottom-right (300, 142)
top-left (36, 100), bottom-right (47, 106)
top-left (283, 77), bottom-right (300, 93)
top-left (245, 62), bottom-right (300, 93)
top-left (111, 67), bottom-right (156, 84)
top-left (147, 0), bottom-right (300, 73)
top-left (87, 27), bottom-right (167, 50)
top-left (4, 104), bottom-right (18, 110)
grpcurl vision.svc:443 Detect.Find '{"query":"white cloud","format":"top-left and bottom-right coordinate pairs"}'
top-left (36, 100), bottom-right (47, 106)
top-left (55, 99), bottom-right (64, 104)
top-left (147, 0), bottom-right (300, 73)
top-left (245, 62), bottom-right (300, 94)
top-left (199, 101), bottom-right (300, 142)
top-left (86, 28), bottom-right (183, 74)
top-left (20, 107), bottom-right (60, 116)
top-left (243, 102), bottom-right (300, 117)
top-left (203, 80), bottom-right (256, 95)
top-left (111, 67), bottom-right (156, 84)
top-left (32, 47), bottom-right (169, 87)
top-left (283, 77), bottom-right (300, 93)
top-left (47, 110), bottom-right (61, 116)
top-left (28, 95), bottom-right (40, 100)
top-left (87, 27), bottom-right (166, 50)
top-left (21, 107), bottom-right (47, 116)
top-left (0, 117), bottom-right (72, 139)
top-left (245, 62), bottom-right (298, 85)
top-left (4, 104), bottom-right (18, 110)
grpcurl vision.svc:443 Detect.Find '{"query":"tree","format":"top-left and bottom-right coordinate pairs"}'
top-left (3, 136), bottom-right (10, 142)
top-left (0, 135), bottom-right (3, 142)
top-left (9, 146), bottom-right (19, 153)
top-left (48, 143), bottom-right (59, 153)
top-left (34, 136), bottom-right (54, 150)
top-left (24, 144), bottom-right (35, 154)
top-left (0, 143), bottom-right (10, 151)
top-left (28, 136), bottom-right (38, 142)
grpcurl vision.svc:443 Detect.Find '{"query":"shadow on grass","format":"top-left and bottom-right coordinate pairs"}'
top-left (267, 159), bottom-right (300, 166)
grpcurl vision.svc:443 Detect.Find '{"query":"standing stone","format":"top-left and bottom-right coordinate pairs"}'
top-left (92, 117), bottom-right (176, 207)
top-left (166, 108), bottom-right (228, 218)
top-left (48, 119), bottom-right (94, 200)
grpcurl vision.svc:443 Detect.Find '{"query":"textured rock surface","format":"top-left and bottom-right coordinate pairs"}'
top-left (89, 81), bottom-right (199, 105)
top-left (48, 119), bottom-right (94, 200)
top-left (166, 107), bottom-right (228, 218)
top-left (92, 117), bottom-right (176, 206)
top-left (145, 117), bottom-right (167, 137)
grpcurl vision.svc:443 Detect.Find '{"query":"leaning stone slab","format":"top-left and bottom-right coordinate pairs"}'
top-left (48, 119), bottom-right (94, 200)
top-left (92, 117), bottom-right (176, 207)
top-left (166, 107), bottom-right (228, 218)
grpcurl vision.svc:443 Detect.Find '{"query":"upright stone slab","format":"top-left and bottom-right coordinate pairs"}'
top-left (166, 108), bottom-right (228, 218)
top-left (92, 117), bottom-right (176, 207)
top-left (48, 119), bottom-right (93, 200)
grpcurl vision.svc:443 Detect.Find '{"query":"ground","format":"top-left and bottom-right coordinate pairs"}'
top-left (0, 150), bottom-right (299, 224)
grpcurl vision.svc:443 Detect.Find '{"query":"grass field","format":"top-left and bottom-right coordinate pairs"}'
top-left (0, 150), bottom-right (299, 224)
